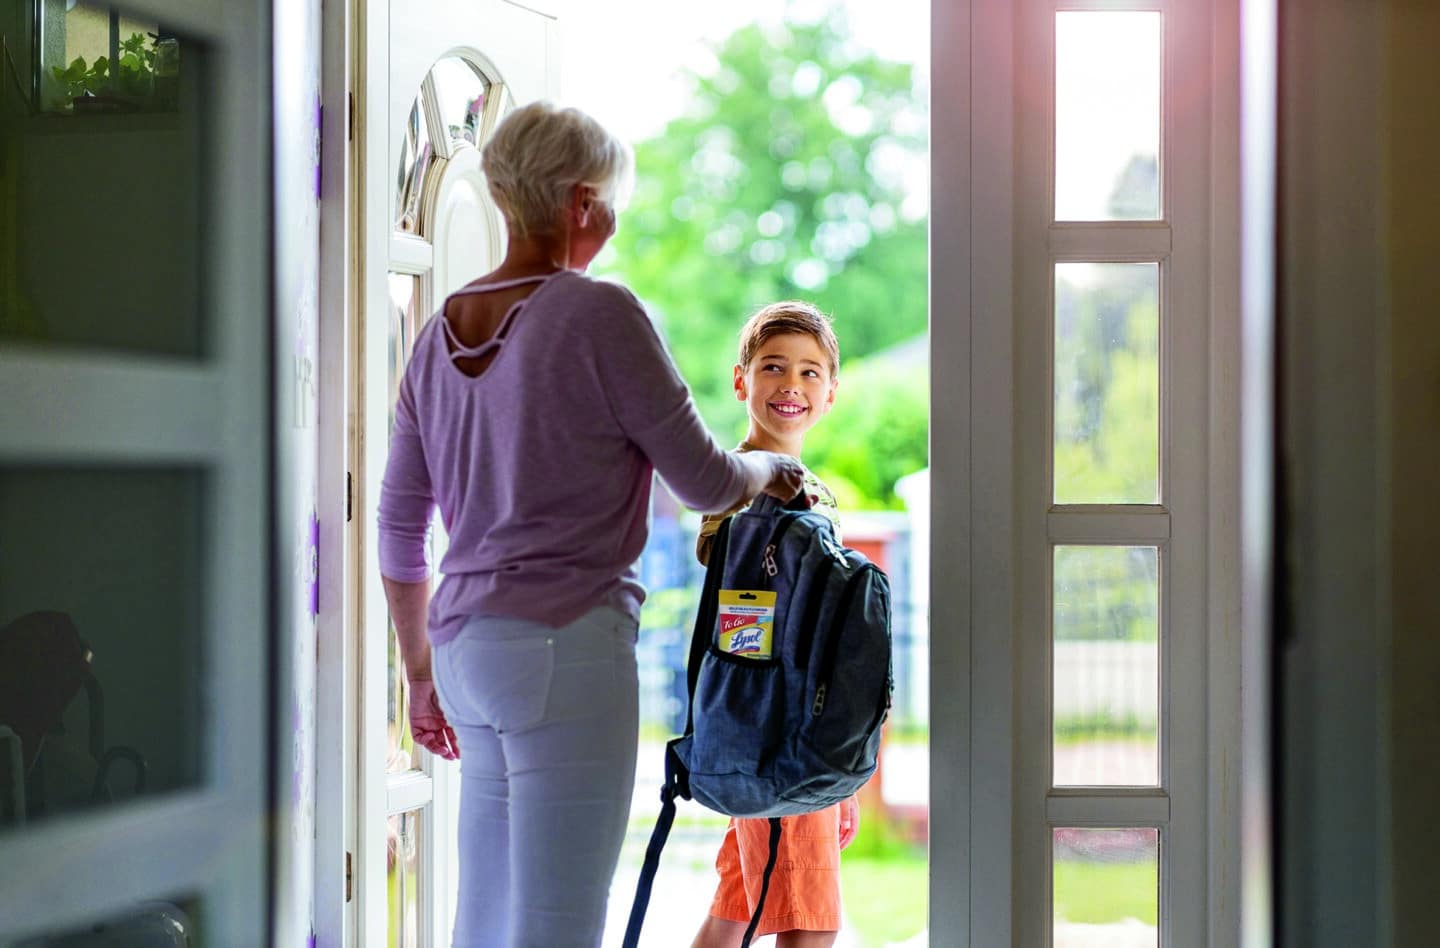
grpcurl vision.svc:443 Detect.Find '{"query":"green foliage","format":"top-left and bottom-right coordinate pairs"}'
top-left (49, 32), bottom-right (160, 107)
top-left (601, 13), bottom-right (929, 458)
top-left (638, 584), bottom-right (699, 634)
top-left (1053, 545), bottom-right (1158, 641)
top-left (50, 55), bottom-right (111, 101)
top-left (805, 351), bottom-right (928, 509)
top-left (840, 852), bottom-right (928, 945)
top-left (1053, 263), bottom-right (1160, 504)
top-left (1053, 859), bottom-right (1159, 926)
top-left (843, 801), bottom-right (920, 862)
top-left (1054, 712), bottom-right (1156, 744)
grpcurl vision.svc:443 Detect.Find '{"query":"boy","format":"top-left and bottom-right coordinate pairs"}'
top-left (691, 301), bottom-right (858, 948)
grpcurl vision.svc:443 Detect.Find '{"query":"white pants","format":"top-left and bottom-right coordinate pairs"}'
top-left (432, 606), bottom-right (640, 948)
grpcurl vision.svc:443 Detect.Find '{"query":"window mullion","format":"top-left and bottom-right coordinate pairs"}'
top-left (1048, 508), bottom-right (1171, 544)
top-left (1049, 223), bottom-right (1172, 259)
top-left (1046, 791), bottom-right (1172, 826)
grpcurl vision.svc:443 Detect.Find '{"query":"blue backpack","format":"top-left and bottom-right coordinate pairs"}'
top-left (622, 493), bottom-right (893, 947)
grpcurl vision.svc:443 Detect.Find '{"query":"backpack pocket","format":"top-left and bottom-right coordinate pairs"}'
top-left (689, 653), bottom-right (785, 778)
top-left (805, 566), bottom-right (892, 773)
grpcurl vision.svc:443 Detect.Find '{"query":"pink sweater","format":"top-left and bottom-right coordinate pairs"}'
top-left (377, 270), bottom-right (749, 644)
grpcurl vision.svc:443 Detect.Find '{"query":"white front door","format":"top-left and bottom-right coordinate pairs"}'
top-left (0, 0), bottom-right (273, 942)
top-left (343, 2), bottom-right (559, 943)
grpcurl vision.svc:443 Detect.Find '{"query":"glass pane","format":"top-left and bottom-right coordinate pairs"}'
top-left (395, 99), bottom-right (434, 233)
top-left (7, 16), bottom-right (207, 357)
top-left (384, 271), bottom-right (424, 775)
top-left (388, 809), bottom-right (424, 948)
top-left (385, 632), bottom-right (419, 775)
top-left (1054, 262), bottom-right (1160, 505)
top-left (1053, 546), bottom-right (1159, 786)
top-left (0, 467), bottom-right (204, 833)
top-left (429, 57), bottom-right (489, 147)
top-left (1055, 12), bottom-right (1161, 220)
top-left (9, 893), bottom-right (202, 946)
top-left (1053, 828), bottom-right (1159, 948)
top-left (388, 273), bottom-right (421, 427)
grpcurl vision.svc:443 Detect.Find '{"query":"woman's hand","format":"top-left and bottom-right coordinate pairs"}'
top-left (741, 450), bottom-right (806, 502)
top-left (838, 795), bottom-right (860, 850)
top-left (408, 676), bottom-right (459, 760)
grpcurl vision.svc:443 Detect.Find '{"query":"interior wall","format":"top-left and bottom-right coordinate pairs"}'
top-left (1381, 3), bottom-right (1440, 945)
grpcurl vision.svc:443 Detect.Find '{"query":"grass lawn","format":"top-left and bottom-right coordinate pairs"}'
top-left (840, 853), bottom-right (927, 947)
top-left (1053, 859), bottom-right (1159, 926)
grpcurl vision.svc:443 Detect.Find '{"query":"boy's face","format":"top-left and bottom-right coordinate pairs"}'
top-left (734, 331), bottom-right (837, 453)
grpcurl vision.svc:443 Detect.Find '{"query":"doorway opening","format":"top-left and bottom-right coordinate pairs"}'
top-left (561, 4), bottom-right (931, 945)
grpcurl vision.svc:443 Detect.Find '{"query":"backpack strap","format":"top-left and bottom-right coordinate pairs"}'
top-left (623, 514), bottom-right (737, 947)
top-left (621, 764), bottom-right (681, 948)
top-left (683, 514), bottom-right (732, 734)
top-left (739, 817), bottom-right (785, 948)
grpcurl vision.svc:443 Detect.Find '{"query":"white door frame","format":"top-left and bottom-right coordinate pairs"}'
top-left (928, 1), bottom-right (1244, 944)
top-left (315, 0), bottom-right (357, 943)
top-left (928, 0), bottom-right (1016, 944)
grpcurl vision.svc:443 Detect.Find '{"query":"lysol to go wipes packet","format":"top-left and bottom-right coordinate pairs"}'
top-left (717, 590), bottom-right (777, 660)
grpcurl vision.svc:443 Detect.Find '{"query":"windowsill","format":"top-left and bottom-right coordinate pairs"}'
top-left (23, 110), bottom-right (182, 136)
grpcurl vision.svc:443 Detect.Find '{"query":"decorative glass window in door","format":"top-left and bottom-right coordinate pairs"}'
top-left (376, 52), bottom-right (509, 946)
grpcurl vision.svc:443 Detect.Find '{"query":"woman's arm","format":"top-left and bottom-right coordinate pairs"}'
top-left (382, 576), bottom-right (457, 761)
top-left (591, 289), bottom-right (803, 511)
top-left (377, 374), bottom-right (456, 759)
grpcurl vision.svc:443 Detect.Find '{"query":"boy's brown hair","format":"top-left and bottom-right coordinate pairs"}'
top-left (737, 300), bottom-right (840, 378)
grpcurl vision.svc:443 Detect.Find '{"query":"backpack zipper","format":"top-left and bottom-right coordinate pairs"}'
top-left (764, 511), bottom-right (802, 552)
top-left (811, 563), bottom-right (880, 716)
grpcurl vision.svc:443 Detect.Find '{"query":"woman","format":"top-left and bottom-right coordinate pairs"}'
top-left (377, 101), bottom-right (804, 948)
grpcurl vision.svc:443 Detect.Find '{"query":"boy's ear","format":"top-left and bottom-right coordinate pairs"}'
top-left (822, 377), bottom-right (838, 413)
top-left (733, 364), bottom-right (747, 401)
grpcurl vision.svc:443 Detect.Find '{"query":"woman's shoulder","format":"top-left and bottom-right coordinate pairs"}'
top-left (538, 272), bottom-right (663, 354)
top-left (545, 270), bottom-right (646, 315)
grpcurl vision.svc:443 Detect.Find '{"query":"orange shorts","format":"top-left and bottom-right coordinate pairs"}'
top-left (707, 805), bottom-right (842, 935)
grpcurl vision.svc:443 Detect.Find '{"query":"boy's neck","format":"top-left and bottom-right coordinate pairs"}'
top-left (742, 428), bottom-right (804, 460)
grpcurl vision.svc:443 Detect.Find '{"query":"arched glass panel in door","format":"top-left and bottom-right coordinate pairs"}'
top-left (381, 52), bottom-right (510, 948)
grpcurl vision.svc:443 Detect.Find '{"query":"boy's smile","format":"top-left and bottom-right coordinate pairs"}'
top-left (734, 331), bottom-right (837, 457)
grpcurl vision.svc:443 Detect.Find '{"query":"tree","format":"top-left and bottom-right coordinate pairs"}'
top-left (804, 341), bottom-right (928, 510)
top-left (601, 13), bottom-right (929, 450)
top-left (1053, 263), bottom-right (1160, 504)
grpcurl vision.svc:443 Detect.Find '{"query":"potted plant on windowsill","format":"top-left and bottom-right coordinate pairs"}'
top-left (47, 31), bottom-right (177, 115)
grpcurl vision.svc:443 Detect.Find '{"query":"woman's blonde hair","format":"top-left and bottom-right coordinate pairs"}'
top-left (481, 101), bottom-right (634, 237)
